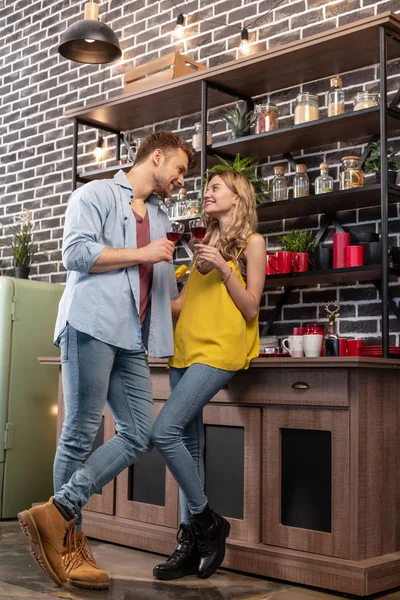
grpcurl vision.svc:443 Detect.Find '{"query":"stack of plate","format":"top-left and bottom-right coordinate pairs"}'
top-left (359, 345), bottom-right (400, 358)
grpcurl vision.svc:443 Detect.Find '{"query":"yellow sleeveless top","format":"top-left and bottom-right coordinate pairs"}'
top-left (169, 237), bottom-right (259, 371)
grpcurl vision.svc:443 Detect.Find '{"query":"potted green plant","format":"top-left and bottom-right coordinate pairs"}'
top-left (206, 153), bottom-right (271, 204)
top-left (1, 210), bottom-right (37, 279)
top-left (220, 103), bottom-right (255, 138)
top-left (279, 229), bottom-right (316, 272)
top-left (363, 140), bottom-right (399, 185)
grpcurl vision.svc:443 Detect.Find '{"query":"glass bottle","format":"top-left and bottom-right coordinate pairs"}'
top-left (340, 156), bottom-right (364, 190)
top-left (163, 197), bottom-right (176, 220)
top-left (294, 93), bottom-right (319, 125)
top-left (323, 302), bottom-right (341, 357)
top-left (293, 164), bottom-right (310, 198)
top-left (315, 162), bottom-right (334, 194)
top-left (272, 165), bottom-right (288, 201)
top-left (328, 77), bottom-right (345, 117)
top-left (192, 122), bottom-right (212, 151)
top-left (175, 188), bottom-right (188, 217)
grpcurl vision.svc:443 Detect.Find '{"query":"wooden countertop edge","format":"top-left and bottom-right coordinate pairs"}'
top-left (38, 356), bottom-right (400, 369)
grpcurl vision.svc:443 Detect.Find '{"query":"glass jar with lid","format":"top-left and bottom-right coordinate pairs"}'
top-left (315, 162), bottom-right (334, 194)
top-left (353, 91), bottom-right (379, 111)
top-left (328, 77), bottom-right (345, 117)
top-left (293, 164), bottom-right (310, 198)
top-left (175, 188), bottom-right (189, 218)
top-left (188, 195), bottom-right (202, 217)
top-left (272, 165), bottom-right (287, 201)
top-left (340, 156), bottom-right (364, 190)
top-left (294, 93), bottom-right (319, 125)
top-left (255, 103), bottom-right (278, 134)
top-left (163, 197), bottom-right (176, 220)
top-left (192, 122), bottom-right (212, 151)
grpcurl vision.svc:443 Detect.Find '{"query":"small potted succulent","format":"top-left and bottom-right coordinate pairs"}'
top-left (1, 209), bottom-right (37, 279)
top-left (279, 229), bottom-right (316, 272)
top-left (363, 140), bottom-right (399, 185)
top-left (220, 102), bottom-right (255, 138)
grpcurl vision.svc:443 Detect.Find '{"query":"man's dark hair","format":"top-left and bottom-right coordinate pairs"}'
top-left (135, 130), bottom-right (196, 170)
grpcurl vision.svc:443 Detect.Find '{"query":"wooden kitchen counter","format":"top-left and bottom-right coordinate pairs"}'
top-left (40, 356), bottom-right (400, 596)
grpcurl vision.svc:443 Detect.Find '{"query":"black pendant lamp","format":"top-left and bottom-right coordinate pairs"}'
top-left (58, 2), bottom-right (121, 64)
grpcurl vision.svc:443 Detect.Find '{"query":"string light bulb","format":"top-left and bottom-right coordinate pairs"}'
top-left (93, 134), bottom-right (104, 162)
top-left (174, 13), bottom-right (185, 39)
top-left (239, 28), bottom-right (250, 55)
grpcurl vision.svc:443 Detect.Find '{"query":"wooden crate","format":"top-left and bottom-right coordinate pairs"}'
top-left (123, 52), bottom-right (206, 94)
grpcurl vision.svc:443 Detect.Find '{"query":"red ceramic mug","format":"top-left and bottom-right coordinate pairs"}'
top-left (293, 252), bottom-right (309, 272)
top-left (339, 338), bottom-right (347, 356)
top-left (347, 339), bottom-right (365, 356)
top-left (333, 232), bottom-right (350, 269)
top-left (266, 252), bottom-right (279, 275)
top-left (346, 245), bottom-right (364, 267)
top-left (277, 251), bottom-right (293, 274)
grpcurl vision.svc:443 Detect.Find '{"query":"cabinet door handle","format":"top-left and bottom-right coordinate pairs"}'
top-left (292, 381), bottom-right (310, 390)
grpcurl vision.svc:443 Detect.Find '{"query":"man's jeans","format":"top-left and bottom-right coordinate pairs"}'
top-left (151, 364), bottom-right (235, 525)
top-left (54, 324), bottom-right (153, 529)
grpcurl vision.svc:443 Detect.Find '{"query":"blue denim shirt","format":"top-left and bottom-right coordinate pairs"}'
top-left (54, 170), bottom-right (178, 357)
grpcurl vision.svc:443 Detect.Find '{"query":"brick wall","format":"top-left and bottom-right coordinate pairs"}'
top-left (1, 0), bottom-right (400, 341)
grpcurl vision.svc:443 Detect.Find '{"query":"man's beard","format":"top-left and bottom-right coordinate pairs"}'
top-left (153, 174), bottom-right (172, 198)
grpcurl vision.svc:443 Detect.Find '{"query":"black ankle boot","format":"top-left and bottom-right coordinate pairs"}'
top-left (153, 524), bottom-right (199, 580)
top-left (192, 508), bottom-right (230, 579)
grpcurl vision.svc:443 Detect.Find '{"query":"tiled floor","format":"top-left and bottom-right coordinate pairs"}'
top-left (1, 520), bottom-right (400, 600)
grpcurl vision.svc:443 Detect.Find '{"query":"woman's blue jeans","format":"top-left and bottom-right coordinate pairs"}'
top-left (151, 364), bottom-right (235, 525)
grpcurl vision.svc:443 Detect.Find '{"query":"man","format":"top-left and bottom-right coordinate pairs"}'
top-left (18, 131), bottom-right (196, 590)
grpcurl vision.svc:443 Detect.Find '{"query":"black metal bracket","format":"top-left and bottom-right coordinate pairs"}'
top-left (389, 87), bottom-right (400, 110)
top-left (260, 287), bottom-right (294, 336)
top-left (120, 132), bottom-right (136, 162)
top-left (360, 134), bottom-right (380, 168)
top-left (284, 152), bottom-right (298, 170)
top-left (76, 118), bottom-right (121, 136)
top-left (206, 80), bottom-right (253, 108)
top-left (373, 281), bottom-right (400, 326)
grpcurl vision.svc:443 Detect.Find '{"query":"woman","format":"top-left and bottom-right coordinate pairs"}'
top-left (151, 170), bottom-right (266, 580)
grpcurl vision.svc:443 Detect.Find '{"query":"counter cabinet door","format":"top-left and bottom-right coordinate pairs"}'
top-left (202, 405), bottom-right (262, 543)
top-left (57, 380), bottom-right (115, 516)
top-left (115, 402), bottom-right (179, 528)
top-left (263, 406), bottom-right (350, 559)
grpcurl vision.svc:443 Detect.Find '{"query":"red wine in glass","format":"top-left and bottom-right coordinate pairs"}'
top-left (191, 226), bottom-right (206, 241)
top-left (166, 231), bottom-right (183, 243)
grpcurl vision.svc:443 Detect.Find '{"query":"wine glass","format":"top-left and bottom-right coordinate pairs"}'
top-left (189, 218), bottom-right (207, 242)
top-left (166, 221), bottom-right (184, 263)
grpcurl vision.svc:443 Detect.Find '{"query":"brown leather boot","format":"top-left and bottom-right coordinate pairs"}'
top-left (17, 497), bottom-right (76, 587)
top-left (64, 530), bottom-right (109, 590)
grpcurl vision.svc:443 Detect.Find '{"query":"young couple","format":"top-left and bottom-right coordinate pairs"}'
top-left (18, 131), bottom-right (266, 590)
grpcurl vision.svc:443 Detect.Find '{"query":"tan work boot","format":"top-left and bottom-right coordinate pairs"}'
top-left (18, 497), bottom-right (76, 587)
top-left (64, 529), bottom-right (109, 590)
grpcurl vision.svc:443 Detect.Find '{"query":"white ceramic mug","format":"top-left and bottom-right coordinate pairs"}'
top-left (302, 334), bottom-right (323, 358)
top-left (282, 335), bottom-right (304, 357)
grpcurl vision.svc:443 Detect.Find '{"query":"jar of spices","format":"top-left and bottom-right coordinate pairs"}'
top-left (294, 93), bottom-right (319, 125)
top-left (188, 195), bottom-right (202, 216)
top-left (340, 156), bottom-right (364, 190)
top-left (353, 91), bottom-right (379, 111)
top-left (255, 103), bottom-right (278, 134)
top-left (192, 122), bottom-right (212, 151)
top-left (293, 164), bottom-right (310, 198)
top-left (328, 77), bottom-right (345, 117)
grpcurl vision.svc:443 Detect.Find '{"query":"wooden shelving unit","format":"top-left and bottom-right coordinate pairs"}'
top-left (63, 13), bottom-right (400, 596)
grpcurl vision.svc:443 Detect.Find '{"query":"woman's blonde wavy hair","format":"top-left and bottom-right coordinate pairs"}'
top-left (194, 171), bottom-right (258, 276)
